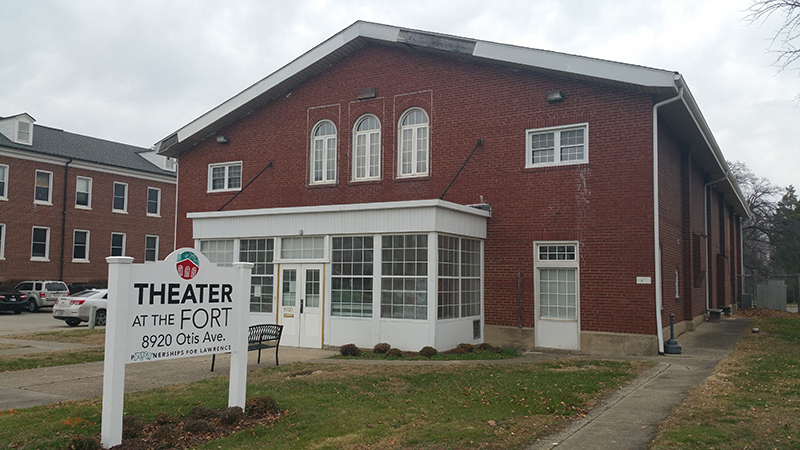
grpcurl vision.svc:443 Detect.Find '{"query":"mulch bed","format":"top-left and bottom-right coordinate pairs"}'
top-left (735, 307), bottom-right (799, 319)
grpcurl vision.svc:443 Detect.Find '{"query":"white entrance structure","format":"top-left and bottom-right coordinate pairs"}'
top-left (190, 199), bottom-right (489, 351)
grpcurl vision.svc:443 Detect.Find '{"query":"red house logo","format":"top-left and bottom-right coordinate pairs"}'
top-left (176, 251), bottom-right (200, 280)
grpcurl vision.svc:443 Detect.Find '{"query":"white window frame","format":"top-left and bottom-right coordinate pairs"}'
top-left (397, 108), bottom-right (430, 178)
top-left (145, 235), bottom-right (159, 262)
top-left (0, 164), bottom-right (8, 200)
top-left (0, 223), bottom-right (5, 260)
top-left (147, 187), bottom-right (161, 217)
top-left (72, 229), bottom-right (90, 262)
top-left (31, 226), bottom-right (50, 261)
top-left (534, 242), bottom-right (579, 320)
top-left (352, 115), bottom-right (381, 181)
top-left (525, 123), bottom-right (588, 168)
top-left (112, 182), bottom-right (128, 213)
top-left (34, 170), bottom-right (53, 205)
top-left (310, 120), bottom-right (337, 185)
top-left (75, 176), bottom-right (92, 209)
top-left (207, 161), bottom-right (242, 193)
top-left (110, 232), bottom-right (126, 257)
top-left (17, 120), bottom-right (31, 144)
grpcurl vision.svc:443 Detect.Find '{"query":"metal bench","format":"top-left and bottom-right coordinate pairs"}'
top-left (211, 323), bottom-right (283, 372)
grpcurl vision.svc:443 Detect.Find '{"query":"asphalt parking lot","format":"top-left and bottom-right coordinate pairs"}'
top-left (0, 308), bottom-right (88, 335)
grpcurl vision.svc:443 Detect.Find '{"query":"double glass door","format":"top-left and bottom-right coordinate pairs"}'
top-left (279, 264), bottom-right (323, 348)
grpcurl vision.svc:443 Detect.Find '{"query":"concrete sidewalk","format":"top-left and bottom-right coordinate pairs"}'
top-left (527, 317), bottom-right (753, 450)
top-left (0, 318), bottom-right (752, 450)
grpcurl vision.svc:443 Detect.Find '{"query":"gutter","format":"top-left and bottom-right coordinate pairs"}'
top-left (652, 83), bottom-right (684, 355)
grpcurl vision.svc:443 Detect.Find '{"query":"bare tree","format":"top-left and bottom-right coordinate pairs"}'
top-left (746, 0), bottom-right (800, 100)
top-left (729, 161), bottom-right (782, 276)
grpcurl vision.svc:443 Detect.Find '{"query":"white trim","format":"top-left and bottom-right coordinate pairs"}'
top-left (309, 120), bottom-right (337, 185)
top-left (207, 161), bottom-right (242, 193)
top-left (0, 147), bottom-right (177, 184)
top-left (112, 182), bottom-right (128, 213)
top-left (0, 164), bottom-right (8, 200)
top-left (31, 226), bottom-right (50, 261)
top-left (75, 176), bottom-right (92, 209)
top-left (72, 229), bottom-right (90, 262)
top-left (144, 235), bottom-right (159, 262)
top-left (525, 123), bottom-right (589, 168)
top-left (352, 114), bottom-right (381, 182)
top-left (110, 232), bottom-right (126, 257)
top-left (396, 108), bottom-right (430, 178)
top-left (0, 223), bottom-right (5, 260)
top-left (147, 187), bottom-right (161, 217)
top-left (33, 170), bottom-right (53, 205)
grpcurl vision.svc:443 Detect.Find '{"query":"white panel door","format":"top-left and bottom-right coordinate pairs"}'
top-left (534, 245), bottom-right (580, 351)
top-left (278, 264), bottom-right (324, 348)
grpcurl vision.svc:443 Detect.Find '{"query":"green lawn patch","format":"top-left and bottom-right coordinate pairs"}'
top-left (0, 360), bottom-right (649, 449)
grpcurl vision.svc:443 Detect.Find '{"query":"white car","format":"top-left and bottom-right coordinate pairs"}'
top-left (53, 289), bottom-right (108, 327)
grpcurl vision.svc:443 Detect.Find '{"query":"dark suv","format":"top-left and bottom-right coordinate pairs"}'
top-left (15, 281), bottom-right (70, 312)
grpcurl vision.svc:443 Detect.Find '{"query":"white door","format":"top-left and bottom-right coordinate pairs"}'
top-left (534, 243), bottom-right (580, 351)
top-left (278, 264), bottom-right (324, 348)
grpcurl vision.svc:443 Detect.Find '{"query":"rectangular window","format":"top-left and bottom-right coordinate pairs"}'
top-left (208, 162), bottom-right (242, 192)
top-left (18, 121), bottom-right (31, 143)
top-left (147, 187), bottom-right (161, 216)
top-left (280, 236), bottom-right (325, 260)
top-left (0, 223), bottom-right (5, 259)
top-left (34, 170), bottom-right (52, 204)
top-left (437, 236), bottom-right (481, 319)
top-left (380, 234), bottom-right (427, 320)
top-left (31, 226), bottom-right (50, 260)
top-left (536, 243), bottom-right (579, 320)
top-left (332, 236), bottom-right (374, 318)
top-left (75, 176), bottom-right (92, 208)
top-left (110, 233), bottom-right (126, 257)
top-left (199, 239), bottom-right (235, 267)
top-left (73, 230), bottom-right (89, 261)
top-left (0, 164), bottom-right (8, 200)
top-left (239, 239), bottom-right (275, 313)
top-left (113, 182), bottom-right (128, 212)
top-left (145, 235), bottom-right (159, 262)
top-left (526, 124), bottom-right (588, 168)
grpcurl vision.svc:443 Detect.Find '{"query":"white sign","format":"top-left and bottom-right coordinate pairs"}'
top-left (125, 249), bottom-right (240, 363)
top-left (101, 248), bottom-right (253, 448)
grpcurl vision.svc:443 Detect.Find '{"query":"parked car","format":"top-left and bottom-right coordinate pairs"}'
top-left (53, 289), bottom-right (108, 327)
top-left (0, 284), bottom-right (27, 314)
top-left (15, 280), bottom-right (70, 312)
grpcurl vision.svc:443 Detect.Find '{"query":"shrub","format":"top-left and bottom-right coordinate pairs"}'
top-left (373, 342), bottom-right (391, 354)
top-left (456, 343), bottom-right (475, 353)
top-left (188, 405), bottom-right (218, 420)
top-left (150, 425), bottom-right (178, 447)
top-left (445, 347), bottom-right (469, 355)
top-left (121, 415), bottom-right (145, 439)
top-left (386, 348), bottom-right (403, 358)
top-left (475, 343), bottom-right (502, 353)
top-left (67, 436), bottom-right (99, 450)
top-left (220, 406), bottom-right (245, 425)
top-left (246, 395), bottom-right (280, 417)
top-left (183, 418), bottom-right (215, 434)
top-left (419, 346), bottom-right (438, 358)
top-left (340, 343), bottom-right (361, 357)
top-left (153, 412), bottom-right (174, 426)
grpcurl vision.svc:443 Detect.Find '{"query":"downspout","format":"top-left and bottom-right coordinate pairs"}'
top-left (704, 175), bottom-right (727, 316)
top-left (739, 218), bottom-right (744, 302)
top-left (59, 159), bottom-right (74, 281)
top-left (653, 87), bottom-right (683, 355)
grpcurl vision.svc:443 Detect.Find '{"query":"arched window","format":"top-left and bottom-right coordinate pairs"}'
top-left (353, 115), bottom-right (381, 181)
top-left (311, 120), bottom-right (337, 184)
top-left (398, 108), bottom-right (429, 177)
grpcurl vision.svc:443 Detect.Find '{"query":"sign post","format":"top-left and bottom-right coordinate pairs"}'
top-left (101, 249), bottom-right (252, 448)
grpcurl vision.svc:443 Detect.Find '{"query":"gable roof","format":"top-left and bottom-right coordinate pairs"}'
top-left (154, 20), bottom-right (747, 216)
top-left (0, 121), bottom-right (175, 178)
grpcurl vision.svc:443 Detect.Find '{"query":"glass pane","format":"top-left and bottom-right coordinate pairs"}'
top-left (305, 269), bottom-right (320, 308)
top-left (282, 269), bottom-right (296, 307)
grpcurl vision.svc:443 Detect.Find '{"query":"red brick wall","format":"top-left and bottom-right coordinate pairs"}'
top-left (174, 44), bottom-right (737, 336)
top-left (0, 155), bottom-right (175, 287)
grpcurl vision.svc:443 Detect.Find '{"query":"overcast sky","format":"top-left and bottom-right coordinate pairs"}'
top-left (2, 0), bottom-right (798, 192)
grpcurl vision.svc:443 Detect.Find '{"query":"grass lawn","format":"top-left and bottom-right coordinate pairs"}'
top-left (0, 329), bottom-right (105, 372)
top-left (0, 359), bottom-right (650, 449)
top-left (649, 316), bottom-right (800, 450)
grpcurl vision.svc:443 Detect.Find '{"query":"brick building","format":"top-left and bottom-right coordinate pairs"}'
top-left (0, 113), bottom-right (177, 292)
top-left (154, 22), bottom-right (748, 355)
